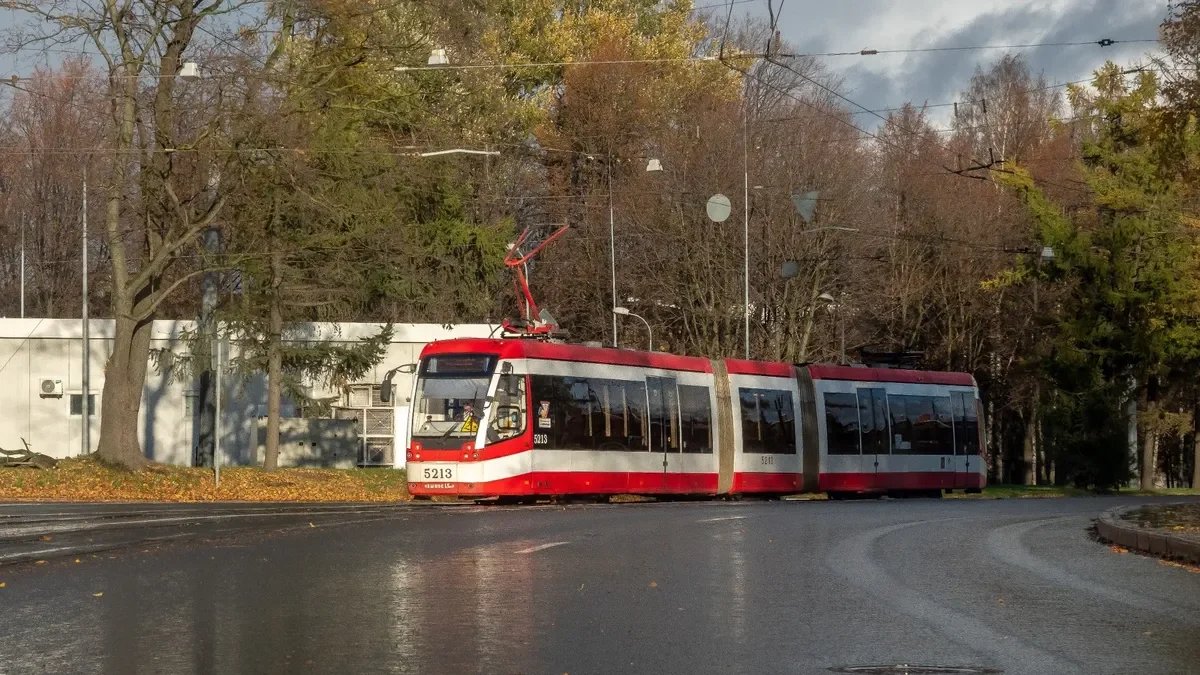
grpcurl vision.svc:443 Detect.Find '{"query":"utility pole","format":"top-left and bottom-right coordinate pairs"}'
top-left (608, 160), bottom-right (618, 348)
top-left (196, 226), bottom-right (220, 466)
top-left (20, 213), bottom-right (25, 318)
top-left (81, 169), bottom-right (90, 455)
top-left (742, 93), bottom-right (751, 360)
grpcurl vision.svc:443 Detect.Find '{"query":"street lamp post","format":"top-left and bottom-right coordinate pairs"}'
top-left (81, 168), bottom-right (89, 455)
top-left (613, 306), bottom-right (652, 352)
top-left (742, 104), bottom-right (750, 360)
top-left (607, 155), bottom-right (661, 349)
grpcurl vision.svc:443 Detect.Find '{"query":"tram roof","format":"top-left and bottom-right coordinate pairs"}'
top-left (806, 364), bottom-right (976, 387)
top-left (420, 338), bottom-right (715, 372)
top-left (418, 338), bottom-right (976, 386)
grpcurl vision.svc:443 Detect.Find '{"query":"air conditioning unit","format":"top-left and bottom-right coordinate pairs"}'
top-left (39, 378), bottom-right (64, 397)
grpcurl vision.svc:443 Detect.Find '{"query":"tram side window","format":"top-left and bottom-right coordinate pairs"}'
top-left (951, 392), bottom-right (980, 456)
top-left (824, 392), bottom-right (861, 455)
top-left (888, 394), bottom-right (954, 455)
top-left (530, 375), bottom-right (646, 450)
top-left (679, 385), bottom-right (712, 453)
top-left (739, 388), bottom-right (797, 454)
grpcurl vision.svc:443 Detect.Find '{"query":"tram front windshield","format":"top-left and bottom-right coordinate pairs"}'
top-left (412, 354), bottom-right (496, 441)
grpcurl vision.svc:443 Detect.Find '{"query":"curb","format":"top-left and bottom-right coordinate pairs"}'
top-left (1095, 504), bottom-right (1200, 565)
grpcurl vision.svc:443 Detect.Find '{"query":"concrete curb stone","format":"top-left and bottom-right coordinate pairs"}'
top-left (1095, 503), bottom-right (1200, 565)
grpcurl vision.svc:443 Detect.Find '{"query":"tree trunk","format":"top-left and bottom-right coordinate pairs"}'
top-left (263, 249), bottom-right (284, 471)
top-left (1193, 415), bottom-right (1200, 490)
top-left (1140, 397), bottom-right (1158, 491)
top-left (95, 313), bottom-right (153, 468)
top-left (1126, 377), bottom-right (1139, 488)
top-left (1022, 392), bottom-right (1038, 485)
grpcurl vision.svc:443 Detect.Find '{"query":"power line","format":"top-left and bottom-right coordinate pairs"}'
top-left (823, 37), bottom-right (1157, 58)
top-left (691, 0), bottom-right (757, 12)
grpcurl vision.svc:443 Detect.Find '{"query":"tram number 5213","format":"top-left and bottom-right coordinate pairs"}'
top-left (421, 465), bottom-right (456, 481)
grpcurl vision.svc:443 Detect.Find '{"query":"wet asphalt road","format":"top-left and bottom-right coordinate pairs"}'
top-left (0, 496), bottom-right (1198, 675)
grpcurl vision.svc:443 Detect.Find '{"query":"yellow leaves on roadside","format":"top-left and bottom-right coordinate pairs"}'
top-left (0, 456), bottom-right (410, 503)
top-left (1157, 559), bottom-right (1200, 574)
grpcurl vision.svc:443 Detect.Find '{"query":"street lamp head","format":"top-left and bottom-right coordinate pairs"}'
top-left (612, 306), bottom-right (631, 316)
top-left (817, 292), bottom-right (835, 303)
top-left (645, 158), bottom-right (663, 172)
top-left (1040, 245), bottom-right (1056, 261)
top-left (179, 61), bottom-right (201, 81)
top-left (427, 48), bottom-right (449, 66)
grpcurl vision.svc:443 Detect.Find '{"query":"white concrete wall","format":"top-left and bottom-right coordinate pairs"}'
top-left (0, 319), bottom-right (497, 465)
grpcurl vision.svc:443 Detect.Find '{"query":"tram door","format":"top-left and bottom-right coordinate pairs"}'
top-left (857, 388), bottom-right (889, 489)
top-left (950, 392), bottom-right (976, 489)
top-left (647, 376), bottom-right (681, 486)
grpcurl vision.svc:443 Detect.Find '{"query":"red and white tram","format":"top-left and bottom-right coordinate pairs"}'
top-left (404, 338), bottom-right (985, 499)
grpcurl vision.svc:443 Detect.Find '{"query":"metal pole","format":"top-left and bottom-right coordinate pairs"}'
top-left (640, 314), bottom-right (653, 353)
top-left (81, 169), bottom-right (90, 455)
top-left (214, 334), bottom-right (222, 487)
top-left (839, 308), bottom-right (845, 365)
top-left (20, 212), bottom-right (25, 318)
top-left (742, 96), bottom-right (751, 359)
top-left (609, 161), bottom-right (618, 348)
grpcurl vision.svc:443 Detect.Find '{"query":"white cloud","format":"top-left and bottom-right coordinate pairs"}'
top-left (752, 0), bottom-right (1166, 121)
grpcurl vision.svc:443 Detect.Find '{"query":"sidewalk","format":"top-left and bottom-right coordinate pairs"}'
top-left (1095, 502), bottom-right (1200, 564)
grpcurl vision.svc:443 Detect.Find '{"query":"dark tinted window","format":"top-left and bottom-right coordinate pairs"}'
top-left (824, 392), bottom-right (860, 455)
top-left (69, 394), bottom-right (96, 416)
top-left (889, 394), bottom-right (954, 455)
top-left (739, 388), bottom-right (797, 454)
top-left (421, 354), bottom-right (495, 376)
top-left (679, 385), bottom-right (712, 454)
top-left (531, 375), bottom-right (647, 450)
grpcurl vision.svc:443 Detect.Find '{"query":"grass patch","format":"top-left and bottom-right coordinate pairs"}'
top-left (949, 484), bottom-right (1200, 500)
top-left (0, 456), bottom-right (409, 502)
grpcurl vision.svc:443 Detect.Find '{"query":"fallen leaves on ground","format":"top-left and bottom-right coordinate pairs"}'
top-left (1121, 503), bottom-right (1200, 534)
top-left (0, 456), bottom-right (410, 502)
top-left (1157, 559), bottom-right (1200, 574)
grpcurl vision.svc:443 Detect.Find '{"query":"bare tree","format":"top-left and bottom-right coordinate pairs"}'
top-left (2, 0), bottom-right (243, 467)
